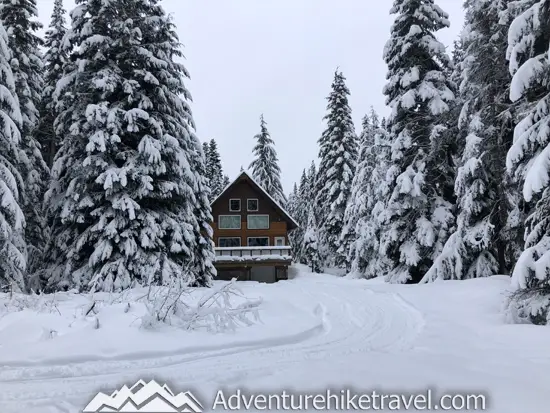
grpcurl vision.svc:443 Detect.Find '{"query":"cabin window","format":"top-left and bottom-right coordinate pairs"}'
top-left (247, 199), bottom-right (259, 211)
top-left (229, 199), bottom-right (241, 212)
top-left (247, 215), bottom-right (269, 229)
top-left (275, 237), bottom-right (285, 247)
top-left (248, 237), bottom-right (269, 247)
top-left (218, 215), bottom-right (241, 229)
top-left (219, 237), bottom-right (241, 248)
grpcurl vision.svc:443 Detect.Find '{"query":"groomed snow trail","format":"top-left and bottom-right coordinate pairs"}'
top-left (0, 274), bottom-right (425, 412)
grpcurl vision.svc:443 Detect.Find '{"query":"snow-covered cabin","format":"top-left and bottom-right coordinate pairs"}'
top-left (210, 171), bottom-right (299, 282)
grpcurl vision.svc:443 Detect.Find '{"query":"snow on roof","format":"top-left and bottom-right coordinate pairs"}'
top-left (210, 170), bottom-right (300, 229)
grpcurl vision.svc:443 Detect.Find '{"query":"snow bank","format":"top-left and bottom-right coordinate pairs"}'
top-left (0, 281), bottom-right (317, 367)
top-left (1, 268), bottom-right (549, 413)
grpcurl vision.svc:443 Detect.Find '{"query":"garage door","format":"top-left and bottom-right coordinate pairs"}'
top-left (250, 266), bottom-right (276, 283)
top-left (216, 269), bottom-right (247, 281)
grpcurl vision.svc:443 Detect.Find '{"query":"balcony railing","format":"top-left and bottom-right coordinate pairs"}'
top-left (214, 246), bottom-right (292, 261)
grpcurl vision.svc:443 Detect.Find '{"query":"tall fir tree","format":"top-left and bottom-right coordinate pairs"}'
top-left (286, 182), bottom-right (300, 252)
top-left (249, 114), bottom-right (287, 205)
top-left (423, 0), bottom-right (518, 282)
top-left (207, 139), bottom-right (225, 201)
top-left (287, 182), bottom-right (299, 215)
top-left (0, 22), bottom-right (29, 292)
top-left (303, 207), bottom-right (322, 273)
top-left (36, 0), bottom-right (67, 168)
top-left (0, 0), bottom-right (43, 137)
top-left (202, 141), bottom-right (210, 179)
top-left (505, 0), bottom-right (550, 324)
top-left (315, 70), bottom-right (358, 268)
top-left (343, 109), bottom-right (392, 277)
top-left (188, 136), bottom-right (216, 288)
top-left (222, 174), bottom-right (230, 188)
top-left (340, 109), bottom-right (377, 270)
top-left (380, 0), bottom-right (456, 283)
top-left (297, 161), bottom-right (317, 264)
top-left (0, 0), bottom-right (49, 277)
top-left (288, 168), bottom-right (309, 262)
top-left (43, 0), bottom-right (215, 292)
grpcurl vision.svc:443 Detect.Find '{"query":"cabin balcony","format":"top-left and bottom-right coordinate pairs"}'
top-left (214, 246), bottom-right (292, 283)
top-left (214, 246), bottom-right (292, 263)
top-left (213, 246), bottom-right (292, 283)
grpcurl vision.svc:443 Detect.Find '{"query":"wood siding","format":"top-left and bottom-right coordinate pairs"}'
top-left (212, 217), bottom-right (288, 247)
top-left (211, 180), bottom-right (289, 247)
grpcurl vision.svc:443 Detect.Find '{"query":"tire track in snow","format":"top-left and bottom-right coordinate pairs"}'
top-left (0, 278), bottom-right (425, 408)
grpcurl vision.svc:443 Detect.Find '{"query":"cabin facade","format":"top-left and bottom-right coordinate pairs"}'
top-left (209, 171), bottom-right (299, 283)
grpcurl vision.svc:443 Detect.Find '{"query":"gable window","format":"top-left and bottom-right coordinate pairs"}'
top-left (229, 199), bottom-right (241, 212)
top-left (247, 215), bottom-right (269, 229)
top-left (247, 199), bottom-right (259, 212)
top-left (248, 237), bottom-right (269, 247)
top-left (219, 237), bottom-right (241, 248)
top-left (219, 215), bottom-right (241, 229)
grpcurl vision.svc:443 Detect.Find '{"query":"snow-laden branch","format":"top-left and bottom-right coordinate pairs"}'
top-left (142, 279), bottom-right (262, 333)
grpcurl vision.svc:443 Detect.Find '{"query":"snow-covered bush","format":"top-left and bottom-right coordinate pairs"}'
top-left (0, 292), bottom-right (62, 315)
top-left (505, 285), bottom-right (550, 325)
top-left (142, 279), bottom-right (262, 333)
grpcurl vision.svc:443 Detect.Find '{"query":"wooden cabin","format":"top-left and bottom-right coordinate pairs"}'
top-left (210, 171), bottom-right (299, 283)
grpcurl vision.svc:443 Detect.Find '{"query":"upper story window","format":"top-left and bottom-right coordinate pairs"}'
top-left (229, 199), bottom-right (241, 212)
top-left (247, 214), bottom-right (269, 230)
top-left (247, 199), bottom-right (259, 211)
top-left (219, 215), bottom-right (241, 229)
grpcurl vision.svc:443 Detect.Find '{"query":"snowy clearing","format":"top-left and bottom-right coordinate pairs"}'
top-left (0, 265), bottom-right (548, 412)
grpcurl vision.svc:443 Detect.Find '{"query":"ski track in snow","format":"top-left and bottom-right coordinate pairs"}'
top-left (0, 278), bottom-right (425, 410)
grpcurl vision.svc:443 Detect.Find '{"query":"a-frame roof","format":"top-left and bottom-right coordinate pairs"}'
top-left (211, 170), bottom-right (299, 230)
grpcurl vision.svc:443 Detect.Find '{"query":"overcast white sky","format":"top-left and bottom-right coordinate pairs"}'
top-left (37, 0), bottom-right (464, 193)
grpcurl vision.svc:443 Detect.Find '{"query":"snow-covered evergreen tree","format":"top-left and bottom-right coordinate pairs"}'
top-left (346, 110), bottom-right (393, 278)
top-left (0, 0), bottom-right (43, 139)
top-left (340, 109), bottom-right (378, 270)
top-left (0, 22), bottom-right (28, 292)
top-left (380, 0), bottom-right (456, 283)
top-left (0, 0), bottom-right (49, 276)
top-left (207, 139), bottom-right (225, 201)
top-left (43, 0), bottom-right (215, 292)
top-left (222, 174), bottom-right (230, 188)
top-left (288, 169), bottom-right (308, 261)
top-left (249, 114), bottom-right (287, 205)
top-left (315, 70), bottom-right (358, 268)
top-left (287, 183), bottom-right (298, 214)
top-left (296, 162), bottom-right (318, 264)
top-left (36, 0), bottom-right (67, 168)
top-left (286, 182), bottom-right (299, 255)
top-left (423, 0), bottom-right (518, 282)
top-left (202, 142), bottom-right (210, 174)
top-left (505, 0), bottom-right (550, 324)
top-left (188, 136), bottom-right (216, 288)
top-left (303, 207), bottom-right (322, 273)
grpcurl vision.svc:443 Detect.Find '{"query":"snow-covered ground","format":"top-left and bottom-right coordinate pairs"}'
top-left (0, 265), bottom-right (548, 412)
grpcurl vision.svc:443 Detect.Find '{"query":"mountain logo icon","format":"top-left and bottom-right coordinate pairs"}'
top-left (82, 379), bottom-right (204, 412)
